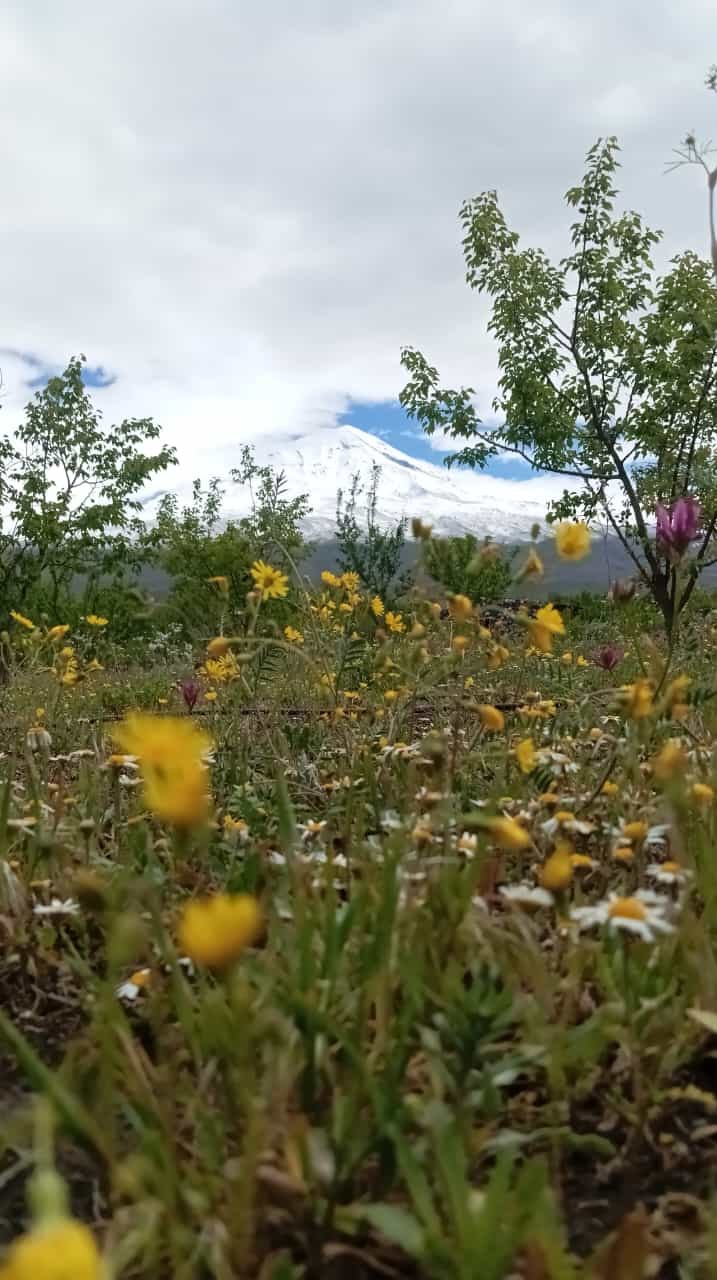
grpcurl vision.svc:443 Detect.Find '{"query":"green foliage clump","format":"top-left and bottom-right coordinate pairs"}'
top-left (401, 137), bottom-right (717, 635)
top-left (155, 447), bottom-right (309, 635)
top-left (336, 462), bottom-right (410, 601)
top-left (0, 355), bottom-right (175, 616)
top-left (423, 533), bottom-right (512, 603)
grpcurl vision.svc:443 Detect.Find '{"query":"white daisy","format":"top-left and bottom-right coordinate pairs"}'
top-left (298, 820), bottom-right (327, 841)
top-left (33, 897), bottom-right (80, 917)
top-left (571, 890), bottom-right (674, 942)
top-left (456, 832), bottom-right (478, 856)
top-left (500, 884), bottom-right (554, 909)
top-left (646, 861), bottom-right (693, 886)
top-left (540, 815), bottom-right (595, 838)
top-left (116, 968), bottom-right (152, 1001)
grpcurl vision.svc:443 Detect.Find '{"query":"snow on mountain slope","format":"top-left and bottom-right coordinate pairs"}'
top-left (143, 424), bottom-right (565, 541)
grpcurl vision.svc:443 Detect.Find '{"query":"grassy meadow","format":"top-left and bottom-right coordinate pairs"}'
top-left (4, 546), bottom-right (717, 1278)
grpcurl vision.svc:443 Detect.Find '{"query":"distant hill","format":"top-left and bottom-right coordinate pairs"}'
top-left (257, 535), bottom-right (717, 597)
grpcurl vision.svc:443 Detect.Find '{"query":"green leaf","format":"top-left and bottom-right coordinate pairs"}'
top-left (359, 1204), bottom-right (426, 1257)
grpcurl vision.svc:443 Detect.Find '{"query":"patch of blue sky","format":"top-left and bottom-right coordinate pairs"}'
top-left (0, 349), bottom-right (115, 390)
top-left (339, 398), bottom-right (542, 481)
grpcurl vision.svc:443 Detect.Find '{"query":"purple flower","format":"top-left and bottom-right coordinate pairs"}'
top-left (179, 675), bottom-right (200, 712)
top-left (655, 496), bottom-right (701, 559)
top-left (593, 643), bottom-right (624, 671)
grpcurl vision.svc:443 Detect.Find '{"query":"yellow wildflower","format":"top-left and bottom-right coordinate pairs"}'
top-left (602, 780), bottom-right (619, 796)
top-left (46, 625), bottom-right (70, 642)
top-left (207, 575), bottom-right (229, 595)
top-left (207, 635), bottom-right (231, 658)
top-left (1, 1218), bottom-right (102, 1280)
top-left (250, 560), bottom-right (289, 600)
top-left (114, 714), bottom-right (212, 828)
top-left (486, 643), bottom-right (510, 671)
top-left (519, 546), bottom-right (544, 578)
top-left (623, 820), bottom-right (648, 844)
top-left (204, 689), bottom-right (218, 702)
top-left (83, 614), bottom-right (109, 627)
top-left (321, 570), bottom-right (342, 587)
top-left (660, 670), bottom-right (691, 721)
top-left (527, 603), bottom-right (565, 653)
top-left (9, 610), bottom-right (35, 630)
top-left (651, 740), bottom-right (688, 783)
top-left (619, 679), bottom-right (654, 720)
top-left (571, 852), bottom-right (596, 870)
top-left (561, 651), bottom-right (573, 665)
top-left (340, 571), bottom-right (361, 592)
top-left (691, 782), bottom-right (715, 807)
top-left (478, 704), bottom-right (505, 731)
top-left (488, 816), bottom-right (532, 851)
top-left (202, 653), bottom-right (239, 683)
top-left (515, 738), bottom-right (537, 773)
top-left (450, 594), bottom-right (473, 621)
top-left (178, 893), bottom-right (263, 968)
top-left (452, 634), bottom-right (469, 654)
top-left (612, 845), bottom-right (634, 863)
top-left (554, 521), bottom-right (591, 561)
top-left (540, 792), bottom-right (560, 807)
top-left (284, 625), bottom-right (304, 644)
top-left (223, 815), bottom-right (248, 835)
top-left (385, 611), bottom-right (405, 634)
top-left (411, 517), bottom-right (433, 540)
top-left (608, 896), bottom-right (648, 921)
top-left (370, 595), bottom-right (385, 618)
top-left (539, 843), bottom-right (574, 892)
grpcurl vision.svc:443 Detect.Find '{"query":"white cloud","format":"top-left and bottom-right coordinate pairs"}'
top-left (1, 0), bottom-right (716, 494)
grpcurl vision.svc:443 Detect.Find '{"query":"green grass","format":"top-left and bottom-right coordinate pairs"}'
top-left (3, 581), bottom-right (717, 1277)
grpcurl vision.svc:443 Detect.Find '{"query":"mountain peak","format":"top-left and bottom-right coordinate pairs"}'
top-left (145, 424), bottom-right (556, 541)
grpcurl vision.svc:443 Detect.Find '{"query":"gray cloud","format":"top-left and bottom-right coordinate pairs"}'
top-left (2, 0), bottom-right (717, 486)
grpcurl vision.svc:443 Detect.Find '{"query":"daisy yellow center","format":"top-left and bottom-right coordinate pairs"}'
top-left (608, 897), bottom-right (647, 922)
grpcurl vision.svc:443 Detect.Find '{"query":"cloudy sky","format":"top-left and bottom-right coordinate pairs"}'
top-left (2, 0), bottom-right (717, 496)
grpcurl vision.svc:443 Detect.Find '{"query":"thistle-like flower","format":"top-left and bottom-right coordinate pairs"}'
top-left (655, 496), bottom-right (701, 561)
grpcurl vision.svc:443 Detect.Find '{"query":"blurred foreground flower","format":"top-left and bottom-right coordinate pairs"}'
top-left (477, 704), bottom-right (504, 731)
top-left (488, 816), bottom-right (531, 851)
top-left (554, 521), bottom-right (591, 561)
top-left (178, 893), bottom-right (263, 968)
top-left (114, 714), bottom-right (212, 828)
top-left (515, 546), bottom-right (544, 580)
top-left (0, 1218), bottom-right (103, 1280)
top-left (515, 738), bottom-right (536, 773)
top-left (250, 560), bottom-right (289, 600)
top-left (527, 603), bottom-right (565, 653)
top-left (9, 610), bottom-right (35, 630)
top-left (449, 594), bottom-right (473, 621)
top-left (619, 679), bottom-right (654, 720)
top-left (608, 578), bottom-right (637, 605)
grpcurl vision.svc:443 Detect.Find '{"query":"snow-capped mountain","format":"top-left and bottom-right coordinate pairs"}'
top-left (143, 424), bottom-right (561, 541)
